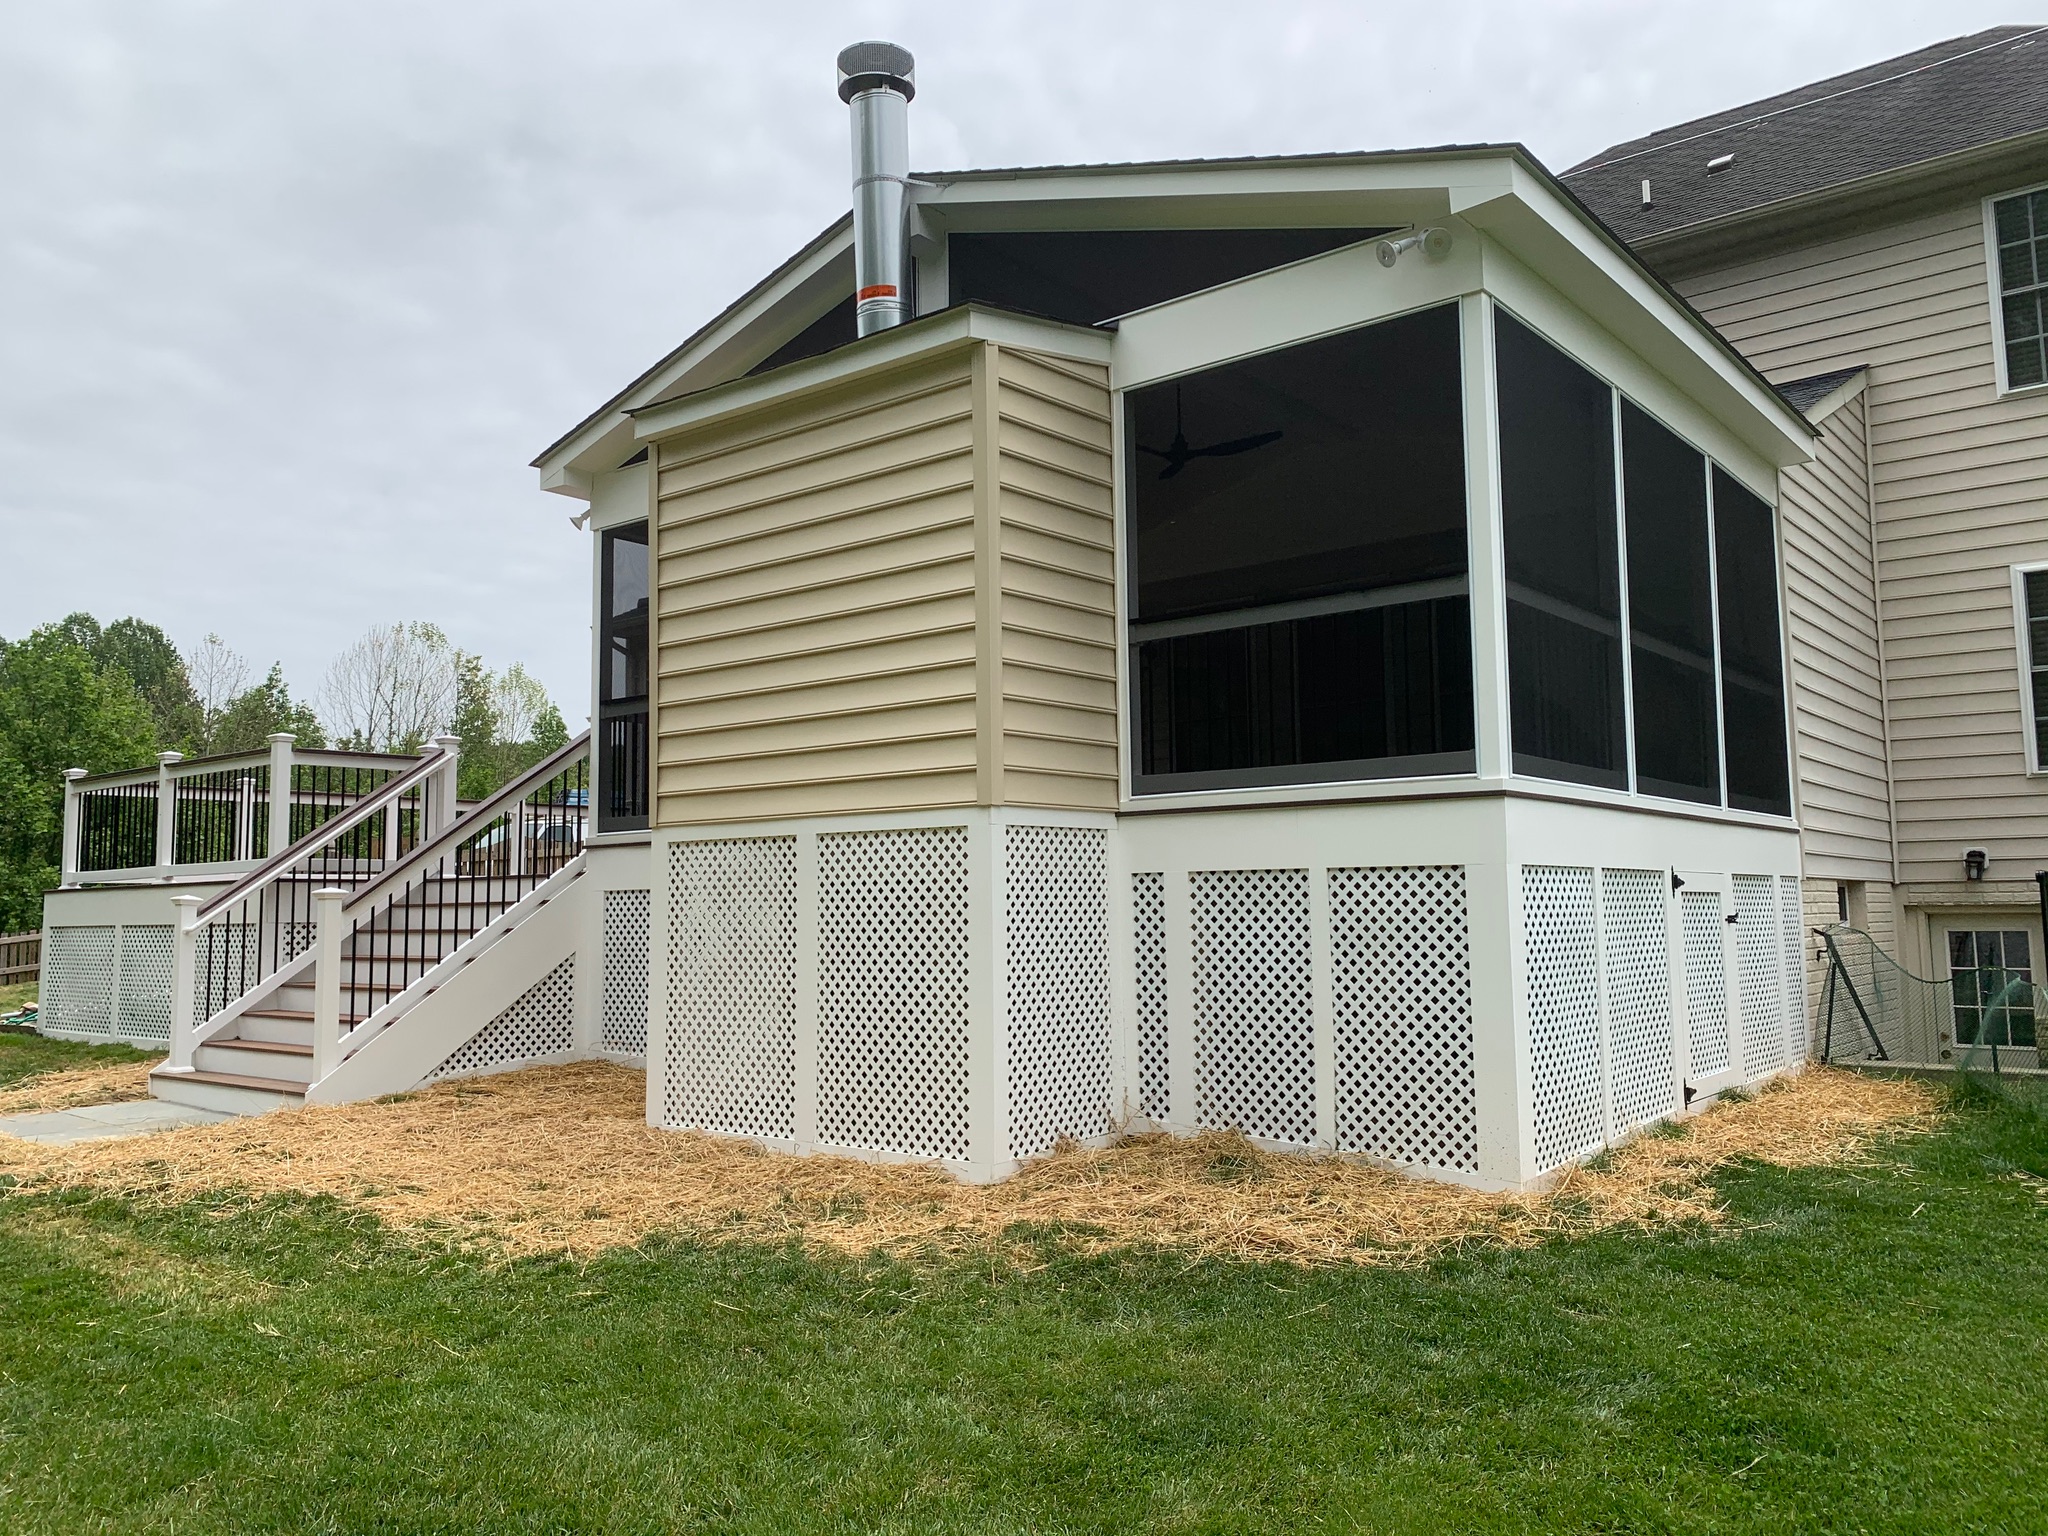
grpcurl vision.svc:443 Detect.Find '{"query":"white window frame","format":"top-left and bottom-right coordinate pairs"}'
top-left (1981, 181), bottom-right (2048, 398)
top-left (2011, 561), bottom-right (2048, 774)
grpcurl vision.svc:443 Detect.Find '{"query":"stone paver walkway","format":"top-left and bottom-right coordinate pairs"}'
top-left (0, 1100), bottom-right (232, 1145)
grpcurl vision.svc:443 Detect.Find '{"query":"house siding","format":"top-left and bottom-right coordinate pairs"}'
top-left (1677, 197), bottom-right (2048, 888)
top-left (994, 348), bottom-right (1119, 811)
top-left (651, 350), bottom-right (981, 823)
top-left (648, 341), bottom-right (1118, 826)
top-left (1776, 389), bottom-right (1893, 880)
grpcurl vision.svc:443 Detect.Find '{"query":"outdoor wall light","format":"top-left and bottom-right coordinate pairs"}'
top-left (1376, 227), bottom-right (1452, 267)
top-left (1964, 847), bottom-right (1990, 881)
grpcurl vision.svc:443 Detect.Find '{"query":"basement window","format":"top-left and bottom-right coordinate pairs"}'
top-left (1990, 187), bottom-right (2048, 391)
top-left (1125, 302), bottom-right (1473, 793)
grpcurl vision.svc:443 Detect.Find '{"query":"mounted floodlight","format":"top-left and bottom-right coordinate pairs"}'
top-left (1375, 227), bottom-right (1452, 268)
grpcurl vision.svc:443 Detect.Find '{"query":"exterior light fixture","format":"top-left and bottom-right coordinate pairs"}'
top-left (1376, 227), bottom-right (1452, 267)
top-left (1964, 847), bottom-right (1989, 881)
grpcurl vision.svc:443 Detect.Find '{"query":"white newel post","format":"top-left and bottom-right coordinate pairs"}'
top-left (60, 768), bottom-right (87, 886)
top-left (430, 734), bottom-right (461, 835)
top-left (169, 894), bottom-right (202, 1071)
top-left (312, 888), bottom-right (346, 1082)
top-left (266, 733), bottom-right (295, 858)
top-left (234, 776), bottom-right (257, 863)
top-left (154, 752), bottom-right (183, 876)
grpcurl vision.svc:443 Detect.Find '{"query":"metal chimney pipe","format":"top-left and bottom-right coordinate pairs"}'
top-left (836, 41), bottom-right (915, 336)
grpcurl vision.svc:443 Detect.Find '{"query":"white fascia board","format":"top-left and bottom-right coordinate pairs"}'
top-left (1457, 164), bottom-right (1814, 468)
top-left (914, 153), bottom-right (1518, 234)
top-left (533, 220), bottom-right (854, 497)
top-left (1109, 219), bottom-right (1484, 391)
top-left (627, 305), bottom-right (1113, 443)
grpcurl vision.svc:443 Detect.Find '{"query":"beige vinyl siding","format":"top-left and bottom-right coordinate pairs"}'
top-left (652, 350), bottom-right (981, 823)
top-left (1776, 390), bottom-right (1893, 879)
top-left (993, 349), bottom-right (1118, 810)
top-left (649, 340), bottom-right (1119, 826)
top-left (1678, 199), bottom-right (2048, 886)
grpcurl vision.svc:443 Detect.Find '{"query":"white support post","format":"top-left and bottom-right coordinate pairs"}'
top-left (154, 752), bottom-right (183, 875)
top-left (169, 895), bottom-right (202, 1071)
top-left (60, 768), bottom-right (87, 886)
top-left (266, 733), bottom-right (295, 858)
top-left (233, 775), bottom-right (257, 863)
top-left (430, 735), bottom-right (461, 835)
top-left (311, 888), bottom-right (346, 1082)
top-left (383, 787), bottom-right (402, 866)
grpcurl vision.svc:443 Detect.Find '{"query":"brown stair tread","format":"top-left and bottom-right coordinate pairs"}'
top-left (209, 1038), bottom-right (314, 1057)
top-left (152, 1067), bottom-right (307, 1095)
top-left (241, 1008), bottom-right (369, 1024)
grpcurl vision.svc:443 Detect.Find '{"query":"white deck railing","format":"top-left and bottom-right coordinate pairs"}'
top-left (60, 735), bottom-right (452, 886)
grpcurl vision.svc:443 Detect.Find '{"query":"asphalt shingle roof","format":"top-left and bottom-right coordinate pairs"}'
top-left (1776, 365), bottom-right (1867, 417)
top-left (1562, 27), bottom-right (2048, 244)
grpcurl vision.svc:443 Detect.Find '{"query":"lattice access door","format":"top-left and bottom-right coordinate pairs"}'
top-left (1677, 871), bottom-right (1742, 1098)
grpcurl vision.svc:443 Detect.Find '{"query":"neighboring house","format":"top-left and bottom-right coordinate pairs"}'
top-left (1566, 24), bottom-right (2048, 1065)
top-left (79, 35), bottom-right (2028, 1184)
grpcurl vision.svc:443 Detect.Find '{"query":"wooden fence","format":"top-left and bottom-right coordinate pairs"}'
top-left (0, 931), bottom-right (39, 986)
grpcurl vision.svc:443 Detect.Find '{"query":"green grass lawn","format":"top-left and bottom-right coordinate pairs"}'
top-left (0, 978), bottom-right (38, 1016)
top-left (0, 1022), bottom-right (156, 1091)
top-left (0, 1071), bottom-right (2043, 1533)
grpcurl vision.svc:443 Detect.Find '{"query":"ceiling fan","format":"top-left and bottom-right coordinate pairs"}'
top-left (1136, 384), bottom-right (1284, 480)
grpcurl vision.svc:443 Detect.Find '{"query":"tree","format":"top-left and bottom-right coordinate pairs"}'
top-left (210, 665), bottom-right (327, 755)
top-left (0, 623), bottom-right (158, 931)
top-left (321, 622), bottom-right (457, 754)
top-left (184, 633), bottom-right (251, 753)
top-left (95, 617), bottom-right (203, 750)
top-left (449, 655), bottom-right (567, 799)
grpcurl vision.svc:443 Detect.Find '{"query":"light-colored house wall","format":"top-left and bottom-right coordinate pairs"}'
top-left (1776, 385), bottom-right (1894, 880)
top-left (991, 347), bottom-right (1118, 811)
top-left (1675, 197), bottom-right (2048, 891)
top-left (648, 339), bottom-right (1115, 826)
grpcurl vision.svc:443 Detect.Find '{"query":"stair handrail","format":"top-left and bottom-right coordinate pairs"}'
top-left (166, 742), bottom-right (459, 1073)
top-left (197, 744), bottom-right (451, 919)
top-left (340, 730), bottom-right (591, 917)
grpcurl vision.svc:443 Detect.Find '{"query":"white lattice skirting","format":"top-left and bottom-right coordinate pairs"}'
top-left (1525, 864), bottom-right (1807, 1175)
top-left (428, 956), bottom-right (578, 1081)
top-left (657, 814), bottom-right (1112, 1180)
top-left (41, 924), bottom-right (176, 1047)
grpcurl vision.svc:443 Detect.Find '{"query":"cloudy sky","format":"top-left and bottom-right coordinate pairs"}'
top-left (0, 1), bottom-right (2004, 723)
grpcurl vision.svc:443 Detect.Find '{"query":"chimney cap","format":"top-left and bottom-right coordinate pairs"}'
top-left (837, 40), bottom-right (915, 103)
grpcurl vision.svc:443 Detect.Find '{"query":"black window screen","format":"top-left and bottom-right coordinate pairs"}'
top-left (952, 228), bottom-right (1380, 326)
top-left (1621, 401), bottom-right (1720, 804)
top-left (2025, 569), bottom-right (2048, 769)
top-left (1495, 310), bottom-right (1626, 788)
top-left (1712, 468), bottom-right (1790, 816)
top-left (599, 522), bottom-right (650, 831)
top-left (1126, 303), bottom-right (1473, 792)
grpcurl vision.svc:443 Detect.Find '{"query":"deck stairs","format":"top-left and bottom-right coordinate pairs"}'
top-left (150, 735), bottom-right (591, 1117)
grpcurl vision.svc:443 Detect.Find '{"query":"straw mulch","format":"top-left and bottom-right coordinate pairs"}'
top-left (0, 1062), bottom-right (1937, 1267)
top-left (0, 1059), bottom-right (159, 1117)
